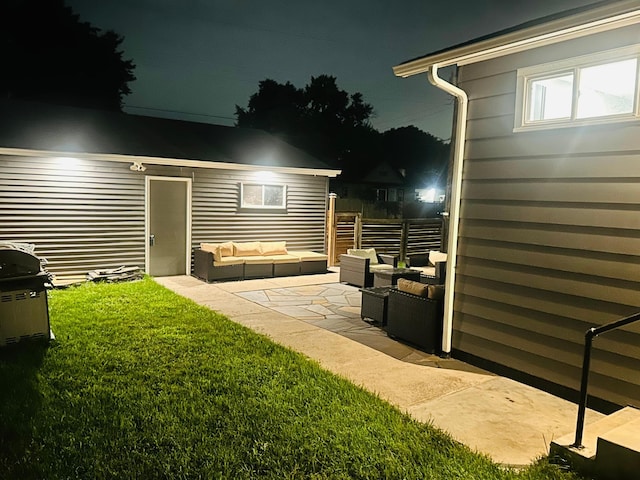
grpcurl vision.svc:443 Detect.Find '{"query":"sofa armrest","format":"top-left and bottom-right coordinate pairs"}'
top-left (193, 248), bottom-right (244, 282)
top-left (339, 254), bottom-right (372, 287)
top-left (339, 254), bottom-right (370, 269)
top-left (193, 248), bottom-right (214, 280)
top-left (434, 261), bottom-right (447, 283)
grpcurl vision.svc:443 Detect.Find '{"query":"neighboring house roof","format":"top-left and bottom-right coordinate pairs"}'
top-left (394, 0), bottom-right (640, 76)
top-left (0, 99), bottom-right (340, 177)
top-left (360, 162), bottom-right (406, 186)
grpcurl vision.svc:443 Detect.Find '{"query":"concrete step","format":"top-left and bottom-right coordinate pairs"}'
top-left (595, 416), bottom-right (640, 480)
top-left (550, 406), bottom-right (640, 478)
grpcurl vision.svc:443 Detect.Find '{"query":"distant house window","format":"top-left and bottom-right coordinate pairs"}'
top-left (376, 188), bottom-right (387, 202)
top-left (516, 46), bottom-right (640, 131)
top-left (241, 183), bottom-right (286, 209)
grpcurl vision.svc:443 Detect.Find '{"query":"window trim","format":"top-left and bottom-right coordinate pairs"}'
top-left (240, 182), bottom-right (287, 209)
top-left (515, 45), bottom-right (640, 132)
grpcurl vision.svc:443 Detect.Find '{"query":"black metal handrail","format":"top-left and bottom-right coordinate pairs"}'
top-left (572, 311), bottom-right (640, 448)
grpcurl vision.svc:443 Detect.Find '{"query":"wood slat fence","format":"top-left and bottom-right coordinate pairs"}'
top-left (327, 212), bottom-right (443, 265)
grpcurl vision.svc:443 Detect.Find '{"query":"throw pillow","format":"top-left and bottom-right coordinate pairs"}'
top-left (219, 241), bottom-right (234, 257)
top-left (347, 248), bottom-right (378, 265)
top-left (261, 241), bottom-right (288, 255)
top-left (397, 278), bottom-right (428, 297)
top-left (200, 243), bottom-right (218, 253)
top-left (233, 241), bottom-right (262, 256)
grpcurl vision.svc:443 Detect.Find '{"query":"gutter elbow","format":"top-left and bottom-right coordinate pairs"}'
top-left (428, 64), bottom-right (468, 105)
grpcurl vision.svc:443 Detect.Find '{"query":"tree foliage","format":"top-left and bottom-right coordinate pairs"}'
top-left (236, 75), bottom-right (377, 167)
top-left (382, 126), bottom-right (450, 187)
top-left (236, 76), bottom-right (450, 186)
top-left (1, 0), bottom-right (136, 111)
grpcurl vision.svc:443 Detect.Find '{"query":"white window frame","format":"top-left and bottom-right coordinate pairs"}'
top-left (515, 45), bottom-right (640, 132)
top-left (240, 182), bottom-right (287, 209)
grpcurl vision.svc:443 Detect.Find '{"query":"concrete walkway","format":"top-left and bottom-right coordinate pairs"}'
top-left (155, 272), bottom-right (602, 467)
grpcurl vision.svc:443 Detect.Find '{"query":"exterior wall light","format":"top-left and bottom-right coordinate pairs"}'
top-left (129, 162), bottom-right (146, 172)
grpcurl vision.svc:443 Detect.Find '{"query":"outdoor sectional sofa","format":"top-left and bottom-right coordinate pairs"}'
top-left (193, 241), bottom-right (328, 282)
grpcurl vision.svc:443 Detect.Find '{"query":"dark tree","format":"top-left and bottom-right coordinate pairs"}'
top-left (236, 76), bottom-right (450, 189)
top-left (235, 79), bottom-right (306, 135)
top-left (1, 0), bottom-right (136, 111)
top-left (236, 75), bottom-right (376, 166)
top-left (381, 126), bottom-right (450, 187)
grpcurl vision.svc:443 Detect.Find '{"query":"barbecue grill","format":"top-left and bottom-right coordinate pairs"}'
top-left (0, 246), bottom-right (51, 346)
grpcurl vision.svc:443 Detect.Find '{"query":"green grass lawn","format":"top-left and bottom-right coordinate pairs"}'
top-left (0, 278), bottom-right (582, 479)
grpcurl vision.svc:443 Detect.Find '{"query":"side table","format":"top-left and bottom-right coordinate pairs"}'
top-left (373, 268), bottom-right (421, 288)
top-left (360, 286), bottom-right (392, 326)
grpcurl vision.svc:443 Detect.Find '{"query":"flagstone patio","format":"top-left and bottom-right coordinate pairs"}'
top-left (234, 281), bottom-right (468, 368)
top-left (236, 283), bottom-right (361, 319)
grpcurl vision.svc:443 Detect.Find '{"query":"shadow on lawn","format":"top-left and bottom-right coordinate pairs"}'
top-left (0, 340), bottom-right (49, 464)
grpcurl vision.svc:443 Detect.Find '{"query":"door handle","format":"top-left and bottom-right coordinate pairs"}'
top-left (149, 234), bottom-right (155, 246)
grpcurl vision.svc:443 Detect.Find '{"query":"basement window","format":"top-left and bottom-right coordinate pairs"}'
top-left (241, 183), bottom-right (286, 209)
top-left (516, 46), bottom-right (640, 131)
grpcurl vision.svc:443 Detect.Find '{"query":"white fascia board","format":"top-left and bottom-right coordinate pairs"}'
top-left (0, 147), bottom-right (342, 178)
top-left (393, 1), bottom-right (640, 77)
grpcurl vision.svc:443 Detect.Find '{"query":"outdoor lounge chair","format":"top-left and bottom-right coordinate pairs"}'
top-left (407, 251), bottom-right (447, 284)
top-left (339, 248), bottom-right (397, 288)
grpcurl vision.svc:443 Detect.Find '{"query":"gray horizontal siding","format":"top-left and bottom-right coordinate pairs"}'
top-left (1, 154), bottom-right (329, 281)
top-left (453, 27), bottom-right (640, 407)
top-left (0, 155), bottom-right (145, 279)
top-left (191, 169), bottom-right (328, 251)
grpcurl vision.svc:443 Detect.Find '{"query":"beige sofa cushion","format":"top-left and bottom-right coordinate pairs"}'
top-left (347, 248), bottom-right (378, 265)
top-left (270, 254), bottom-right (300, 264)
top-left (289, 251), bottom-right (327, 261)
top-left (397, 278), bottom-right (429, 297)
top-left (261, 241), bottom-right (288, 255)
top-left (429, 250), bottom-right (448, 265)
top-left (201, 242), bottom-right (234, 262)
top-left (244, 256), bottom-right (273, 264)
top-left (412, 265), bottom-right (436, 277)
top-left (233, 241), bottom-right (262, 256)
top-left (201, 242), bottom-right (221, 262)
top-left (213, 256), bottom-right (244, 266)
top-left (369, 264), bottom-right (394, 272)
top-left (219, 241), bottom-right (234, 257)
top-left (200, 242), bottom-right (218, 253)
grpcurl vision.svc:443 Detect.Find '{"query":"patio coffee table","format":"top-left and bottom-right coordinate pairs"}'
top-left (373, 268), bottom-right (421, 288)
top-left (360, 286), bottom-right (392, 326)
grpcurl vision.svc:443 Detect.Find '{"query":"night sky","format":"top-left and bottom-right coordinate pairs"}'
top-left (67, 0), bottom-right (598, 140)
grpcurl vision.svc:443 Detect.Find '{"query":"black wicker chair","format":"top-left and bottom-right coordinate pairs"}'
top-left (386, 286), bottom-right (443, 353)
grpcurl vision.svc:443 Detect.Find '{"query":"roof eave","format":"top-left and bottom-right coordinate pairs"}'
top-left (393, 0), bottom-right (640, 77)
top-left (0, 147), bottom-right (342, 178)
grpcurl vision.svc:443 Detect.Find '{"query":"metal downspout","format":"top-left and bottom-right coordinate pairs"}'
top-left (427, 64), bottom-right (468, 355)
